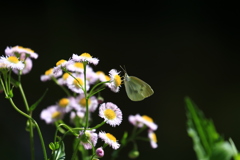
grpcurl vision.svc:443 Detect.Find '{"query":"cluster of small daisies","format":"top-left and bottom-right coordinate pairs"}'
top-left (129, 114), bottom-right (158, 148)
top-left (0, 46), bottom-right (38, 74)
top-left (1, 46), bottom-right (158, 159)
top-left (39, 52), bottom-right (125, 156)
top-left (40, 52), bottom-right (122, 93)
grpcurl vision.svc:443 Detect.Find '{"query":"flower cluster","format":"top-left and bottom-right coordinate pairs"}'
top-left (129, 114), bottom-right (158, 148)
top-left (0, 46), bottom-right (38, 74)
top-left (1, 46), bottom-right (158, 160)
top-left (40, 53), bottom-right (121, 94)
top-left (39, 52), bottom-right (125, 157)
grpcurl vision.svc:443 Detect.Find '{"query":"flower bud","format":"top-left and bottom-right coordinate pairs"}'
top-left (128, 150), bottom-right (139, 159)
top-left (96, 147), bottom-right (104, 158)
top-left (97, 96), bottom-right (104, 104)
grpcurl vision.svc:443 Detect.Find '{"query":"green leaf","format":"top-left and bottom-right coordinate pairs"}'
top-left (49, 141), bottom-right (66, 160)
top-left (229, 138), bottom-right (240, 160)
top-left (185, 96), bottom-right (231, 160)
top-left (6, 89), bottom-right (14, 98)
top-left (10, 78), bottom-right (20, 87)
top-left (25, 119), bottom-right (35, 132)
top-left (29, 89), bottom-right (48, 111)
top-left (210, 142), bottom-right (234, 160)
top-left (233, 154), bottom-right (240, 160)
top-left (49, 142), bottom-right (56, 151)
top-left (0, 82), bottom-right (3, 91)
top-left (187, 128), bottom-right (207, 160)
top-left (121, 131), bottom-right (128, 145)
top-left (49, 142), bottom-right (60, 151)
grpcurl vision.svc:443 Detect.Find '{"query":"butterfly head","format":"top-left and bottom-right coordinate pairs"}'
top-left (120, 65), bottom-right (130, 81)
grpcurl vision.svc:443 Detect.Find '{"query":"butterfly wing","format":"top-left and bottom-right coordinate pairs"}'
top-left (124, 76), bottom-right (154, 101)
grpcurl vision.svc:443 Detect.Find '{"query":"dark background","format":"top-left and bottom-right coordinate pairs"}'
top-left (1, 1), bottom-right (240, 160)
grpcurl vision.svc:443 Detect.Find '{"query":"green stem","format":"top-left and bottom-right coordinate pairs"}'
top-left (83, 62), bottom-right (89, 131)
top-left (88, 87), bottom-right (106, 98)
top-left (111, 126), bottom-right (147, 160)
top-left (54, 123), bottom-right (79, 143)
top-left (29, 120), bottom-right (35, 160)
top-left (71, 138), bottom-right (81, 160)
top-left (32, 120), bottom-right (48, 160)
top-left (0, 76), bottom-right (7, 97)
top-left (134, 126), bottom-right (147, 136)
top-left (7, 70), bottom-right (11, 92)
top-left (18, 83), bottom-right (30, 111)
top-left (88, 81), bottom-right (109, 97)
top-left (51, 77), bottom-right (71, 96)
top-left (1, 71), bottom-right (10, 94)
top-left (8, 98), bottom-right (48, 160)
top-left (9, 98), bottom-right (31, 118)
top-left (91, 121), bottom-right (106, 129)
top-left (18, 82), bottom-right (36, 160)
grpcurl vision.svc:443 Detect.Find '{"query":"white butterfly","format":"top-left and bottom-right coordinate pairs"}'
top-left (121, 67), bottom-right (154, 101)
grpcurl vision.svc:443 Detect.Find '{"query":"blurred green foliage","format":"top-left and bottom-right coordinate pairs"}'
top-left (185, 97), bottom-right (240, 160)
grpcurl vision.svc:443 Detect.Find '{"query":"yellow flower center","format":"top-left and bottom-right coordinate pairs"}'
top-left (15, 46), bottom-right (34, 53)
top-left (74, 62), bottom-right (84, 69)
top-left (52, 111), bottom-right (61, 119)
top-left (114, 75), bottom-right (122, 87)
top-left (104, 109), bottom-right (116, 120)
top-left (106, 133), bottom-right (116, 142)
top-left (79, 98), bottom-right (91, 107)
top-left (7, 56), bottom-right (20, 64)
top-left (142, 115), bottom-right (153, 123)
top-left (80, 52), bottom-right (92, 58)
top-left (96, 71), bottom-right (104, 75)
top-left (45, 68), bottom-right (53, 75)
top-left (56, 59), bottom-right (67, 66)
top-left (59, 98), bottom-right (69, 108)
top-left (105, 75), bottom-right (110, 81)
top-left (73, 78), bottom-right (84, 87)
top-left (62, 73), bottom-right (70, 80)
top-left (24, 48), bottom-right (34, 53)
top-left (150, 132), bottom-right (157, 143)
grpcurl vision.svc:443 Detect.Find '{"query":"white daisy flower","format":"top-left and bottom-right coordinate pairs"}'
top-left (53, 59), bottom-right (74, 75)
top-left (79, 130), bottom-right (98, 150)
top-left (99, 131), bottom-right (120, 150)
top-left (108, 69), bottom-right (122, 92)
top-left (40, 105), bottom-right (64, 124)
top-left (99, 102), bottom-right (122, 127)
top-left (148, 130), bottom-right (158, 149)
top-left (57, 97), bottom-right (72, 113)
top-left (66, 74), bottom-right (89, 93)
top-left (85, 66), bottom-right (99, 84)
top-left (96, 71), bottom-right (109, 82)
top-left (0, 55), bottom-right (24, 70)
top-left (130, 114), bottom-right (158, 131)
top-left (71, 94), bottom-right (99, 112)
top-left (128, 114), bottom-right (144, 128)
top-left (95, 71), bottom-right (112, 88)
top-left (57, 72), bottom-right (71, 85)
top-left (5, 46), bottom-right (38, 59)
top-left (70, 110), bottom-right (85, 123)
top-left (40, 68), bottom-right (63, 82)
top-left (72, 52), bottom-right (99, 65)
top-left (66, 61), bottom-right (84, 73)
top-left (13, 57), bottom-right (32, 75)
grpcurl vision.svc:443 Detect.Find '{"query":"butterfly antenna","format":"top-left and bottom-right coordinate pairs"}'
top-left (120, 65), bottom-right (127, 73)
